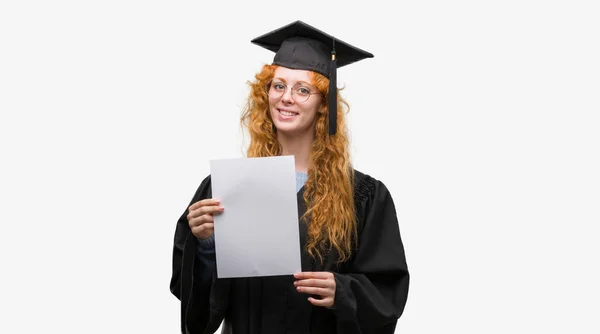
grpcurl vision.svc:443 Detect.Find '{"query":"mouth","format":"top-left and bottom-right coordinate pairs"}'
top-left (278, 108), bottom-right (299, 117)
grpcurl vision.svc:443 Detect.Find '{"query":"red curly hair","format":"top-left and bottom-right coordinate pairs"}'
top-left (240, 64), bottom-right (356, 263)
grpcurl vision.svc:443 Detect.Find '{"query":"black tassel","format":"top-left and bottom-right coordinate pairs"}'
top-left (328, 48), bottom-right (337, 135)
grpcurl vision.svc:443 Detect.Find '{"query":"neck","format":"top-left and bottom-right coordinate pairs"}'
top-left (277, 131), bottom-right (314, 173)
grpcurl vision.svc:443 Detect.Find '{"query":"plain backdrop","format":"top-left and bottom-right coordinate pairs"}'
top-left (1, 0), bottom-right (599, 333)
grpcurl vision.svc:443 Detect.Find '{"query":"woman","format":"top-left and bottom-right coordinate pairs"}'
top-left (170, 20), bottom-right (409, 334)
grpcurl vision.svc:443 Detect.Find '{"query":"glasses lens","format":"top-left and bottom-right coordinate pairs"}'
top-left (267, 82), bottom-right (283, 99)
top-left (266, 82), bottom-right (314, 103)
top-left (293, 85), bottom-right (311, 103)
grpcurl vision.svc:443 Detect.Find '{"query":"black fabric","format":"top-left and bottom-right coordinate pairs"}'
top-left (272, 37), bottom-right (331, 79)
top-left (328, 50), bottom-right (337, 135)
top-left (251, 20), bottom-right (373, 78)
top-left (170, 170), bottom-right (409, 334)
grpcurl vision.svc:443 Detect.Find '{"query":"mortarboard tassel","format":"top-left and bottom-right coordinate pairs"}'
top-left (328, 40), bottom-right (337, 135)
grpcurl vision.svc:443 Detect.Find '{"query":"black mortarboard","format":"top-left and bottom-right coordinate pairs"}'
top-left (251, 20), bottom-right (374, 135)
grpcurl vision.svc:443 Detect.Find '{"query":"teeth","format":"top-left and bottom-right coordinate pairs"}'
top-left (280, 110), bottom-right (297, 116)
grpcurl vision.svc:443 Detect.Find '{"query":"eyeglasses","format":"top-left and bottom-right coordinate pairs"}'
top-left (266, 81), bottom-right (321, 103)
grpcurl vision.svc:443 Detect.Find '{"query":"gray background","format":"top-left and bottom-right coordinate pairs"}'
top-left (1, 0), bottom-right (598, 333)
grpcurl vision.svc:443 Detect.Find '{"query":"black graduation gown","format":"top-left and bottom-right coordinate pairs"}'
top-left (170, 170), bottom-right (409, 334)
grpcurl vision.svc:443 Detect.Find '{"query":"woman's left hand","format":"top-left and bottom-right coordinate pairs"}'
top-left (293, 272), bottom-right (336, 308)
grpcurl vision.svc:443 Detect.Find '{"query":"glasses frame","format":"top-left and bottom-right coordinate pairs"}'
top-left (265, 81), bottom-right (322, 103)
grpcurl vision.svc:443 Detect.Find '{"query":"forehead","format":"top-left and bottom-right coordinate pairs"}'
top-left (273, 67), bottom-right (314, 84)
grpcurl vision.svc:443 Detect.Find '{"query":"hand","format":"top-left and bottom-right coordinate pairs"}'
top-left (293, 272), bottom-right (336, 308)
top-left (187, 198), bottom-right (224, 239)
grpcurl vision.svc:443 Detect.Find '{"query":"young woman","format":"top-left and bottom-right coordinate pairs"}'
top-left (170, 21), bottom-right (409, 334)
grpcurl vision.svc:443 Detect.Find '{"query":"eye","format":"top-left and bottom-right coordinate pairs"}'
top-left (296, 86), bottom-right (311, 96)
top-left (272, 83), bottom-right (286, 91)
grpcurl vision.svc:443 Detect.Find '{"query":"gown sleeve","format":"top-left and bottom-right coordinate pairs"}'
top-left (170, 176), bottom-right (217, 333)
top-left (332, 174), bottom-right (410, 334)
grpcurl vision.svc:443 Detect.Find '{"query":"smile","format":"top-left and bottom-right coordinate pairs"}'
top-left (278, 109), bottom-right (299, 116)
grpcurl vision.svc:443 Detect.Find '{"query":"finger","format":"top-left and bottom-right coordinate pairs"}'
top-left (188, 205), bottom-right (223, 219)
top-left (191, 222), bottom-right (214, 236)
top-left (307, 297), bottom-right (333, 308)
top-left (188, 214), bottom-right (214, 228)
top-left (198, 205), bottom-right (224, 216)
top-left (188, 214), bottom-right (214, 227)
top-left (294, 278), bottom-right (335, 289)
top-left (296, 286), bottom-right (332, 297)
top-left (293, 272), bottom-right (334, 280)
top-left (189, 198), bottom-right (220, 211)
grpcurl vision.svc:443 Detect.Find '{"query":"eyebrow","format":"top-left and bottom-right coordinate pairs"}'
top-left (272, 77), bottom-right (313, 86)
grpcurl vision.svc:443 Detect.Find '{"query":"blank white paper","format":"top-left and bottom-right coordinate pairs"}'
top-left (209, 155), bottom-right (301, 278)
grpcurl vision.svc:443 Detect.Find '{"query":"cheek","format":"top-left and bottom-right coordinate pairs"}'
top-left (304, 102), bottom-right (321, 121)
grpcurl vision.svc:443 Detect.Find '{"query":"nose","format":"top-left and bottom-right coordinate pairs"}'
top-left (281, 86), bottom-right (294, 104)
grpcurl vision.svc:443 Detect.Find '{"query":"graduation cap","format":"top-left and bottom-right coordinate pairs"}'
top-left (251, 20), bottom-right (374, 135)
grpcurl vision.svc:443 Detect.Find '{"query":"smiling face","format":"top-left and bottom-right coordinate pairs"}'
top-left (268, 67), bottom-right (323, 137)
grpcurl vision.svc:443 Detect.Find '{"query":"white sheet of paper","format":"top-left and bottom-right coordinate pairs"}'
top-left (209, 155), bottom-right (301, 278)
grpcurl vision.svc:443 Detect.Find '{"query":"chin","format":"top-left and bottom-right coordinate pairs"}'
top-left (274, 124), bottom-right (297, 134)
top-left (273, 123), bottom-right (306, 135)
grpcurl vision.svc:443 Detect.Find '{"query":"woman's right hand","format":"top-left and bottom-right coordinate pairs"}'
top-left (187, 198), bottom-right (224, 239)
